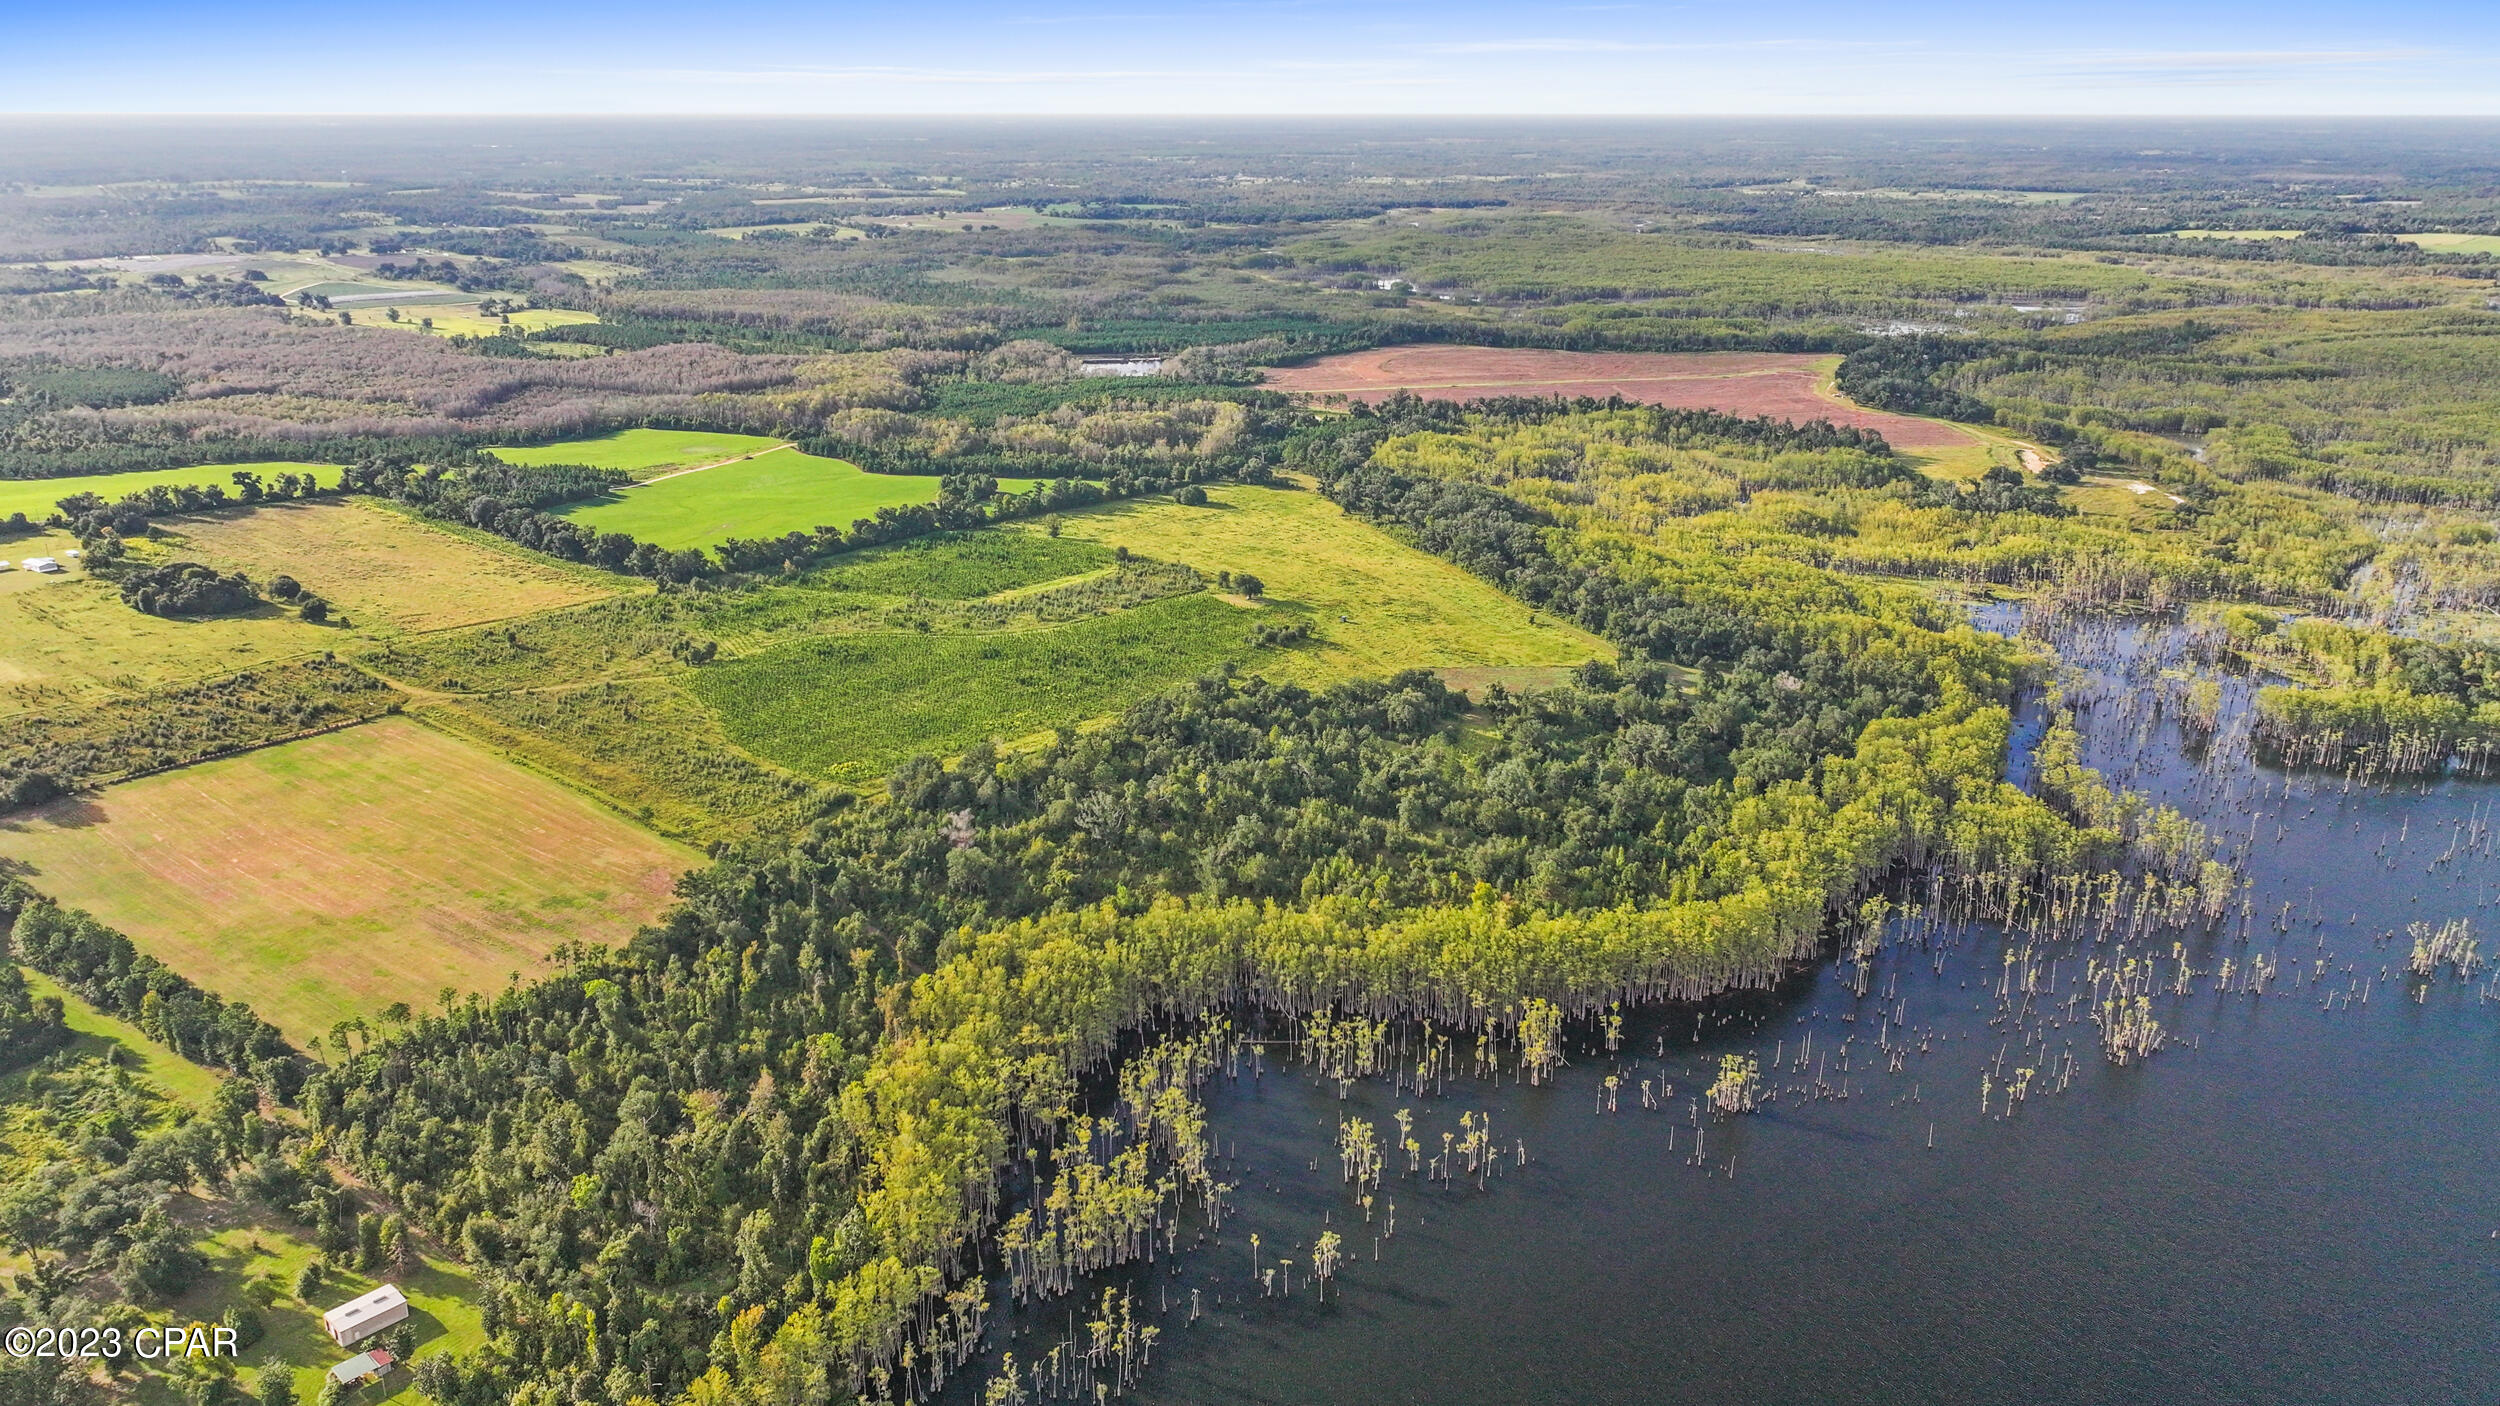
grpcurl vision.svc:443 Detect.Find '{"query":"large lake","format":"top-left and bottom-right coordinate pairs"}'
top-left (971, 618), bottom-right (2500, 1405)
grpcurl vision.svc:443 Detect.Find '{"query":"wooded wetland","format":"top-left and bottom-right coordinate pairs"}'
top-left (0, 120), bottom-right (2495, 1405)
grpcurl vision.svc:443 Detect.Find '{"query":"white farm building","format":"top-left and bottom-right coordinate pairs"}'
top-left (322, 1284), bottom-right (410, 1347)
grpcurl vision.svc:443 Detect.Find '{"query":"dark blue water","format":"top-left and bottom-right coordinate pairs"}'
top-left (977, 621), bottom-right (2500, 1406)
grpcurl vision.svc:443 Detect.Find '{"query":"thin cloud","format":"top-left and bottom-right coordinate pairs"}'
top-left (620, 64), bottom-right (1254, 87)
top-left (2074, 47), bottom-right (2437, 69)
top-left (1423, 38), bottom-right (1672, 54)
top-left (2030, 47), bottom-right (2450, 89)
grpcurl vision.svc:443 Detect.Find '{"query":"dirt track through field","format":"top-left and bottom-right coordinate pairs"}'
top-left (635, 442), bottom-right (796, 485)
top-left (1261, 345), bottom-right (1976, 450)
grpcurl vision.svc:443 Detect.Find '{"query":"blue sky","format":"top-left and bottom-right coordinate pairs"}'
top-left (6, 1), bottom-right (2496, 114)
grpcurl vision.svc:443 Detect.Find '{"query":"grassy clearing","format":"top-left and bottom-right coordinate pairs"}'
top-left (355, 534), bottom-right (1129, 695)
top-left (553, 447), bottom-right (1055, 551)
top-left (707, 222), bottom-right (858, 240)
top-left (687, 592), bottom-right (1263, 783)
top-left (1, 529), bottom-right (337, 713)
top-left (154, 500), bottom-right (622, 635)
top-left (182, 1215), bottom-right (485, 1400)
top-left (180, 1223), bottom-right (485, 1406)
top-left (2, 657), bottom-right (396, 794)
top-left (19, 970), bottom-right (224, 1109)
top-left (552, 259), bottom-right (643, 283)
top-left (1044, 482), bottom-right (1611, 687)
top-left (2395, 232), bottom-right (2500, 256)
top-left (0, 717), bottom-right (695, 1047)
top-left (409, 306), bottom-right (598, 339)
top-left (413, 682), bottom-right (819, 844)
top-left (2160, 228), bottom-right (2306, 240)
top-left (489, 427), bottom-right (789, 478)
top-left (1899, 422), bottom-right (2048, 485)
top-left (806, 530), bottom-right (1114, 600)
top-left (0, 462), bottom-right (337, 523)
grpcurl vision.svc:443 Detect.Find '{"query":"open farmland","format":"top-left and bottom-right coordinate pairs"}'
top-left (1, 529), bottom-right (335, 711)
top-left (552, 445), bottom-right (1046, 550)
top-left (0, 461), bottom-right (336, 523)
top-left (1046, 482), bottom-right (1611, 686)
top-left (155, 499), bottom-right (622, 633)
top-left (682, 489), bottom-right (1610, 783)
top-left (406, 305), bottom-right (600, 338)
top-left (0, 716), bottom-right (695, 1046)
top-left (2395, 232), bottom-right (2500, 255)
top-left (686, 591), bottom-right (1262, 782)
top-left (1262, 346), bottom-right (1979, 451)
top-left (413, 681), bottom-right (819, 844)
top-left (490, 426), bottom-right (790, 478)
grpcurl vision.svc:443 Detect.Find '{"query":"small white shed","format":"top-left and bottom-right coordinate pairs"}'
top-left (322, 1283), bottom-right (410, 1346)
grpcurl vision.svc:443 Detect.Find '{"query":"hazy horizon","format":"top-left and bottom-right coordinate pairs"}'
top-left (10, 1), bottom-right (2498, 117)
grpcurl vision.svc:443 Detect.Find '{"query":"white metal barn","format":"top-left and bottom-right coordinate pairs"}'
top-left (322, 1284), bottom-right (410, 1347)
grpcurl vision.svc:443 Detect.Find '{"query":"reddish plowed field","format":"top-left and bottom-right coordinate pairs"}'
top-left (1261, 346), bottom-right (1974, 450)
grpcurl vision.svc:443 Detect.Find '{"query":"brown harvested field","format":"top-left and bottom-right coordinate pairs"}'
top-left (0, 717), bottom-right (695, 1046)
top-left (154, 499), bottom-right (623, 635)
top-left (1260, 346), bottom-right (1977, 451)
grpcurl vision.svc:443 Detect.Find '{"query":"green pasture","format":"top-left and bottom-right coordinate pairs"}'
top-left (552, 446), bottom-right (1046, 551)
top-left (489, 427), bottom-right (790, 478)
top-left (1045, 482), bottom-right (1611, 688)
top-left (804, 530), bottom-right (1115, 600)
top-left (2396, 232), bottom-right (2500, 255)
top-left (687, 592), bottom-right (1260, 782)
top-left (2, 528), bottom-right (337, 713)
top-left (0, 462), bottom-right (337, 523)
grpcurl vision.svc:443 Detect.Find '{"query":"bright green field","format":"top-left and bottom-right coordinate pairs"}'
top-left (1047, 482), bottom-right (1612, 688)
top-left (490, 427), bottom-right (790, 478)
top-left (2396, 232), bottom-right (2500, 255)
top-left (553, 446), bottom-right (1045, 551)
top-left (688, 591), bottom-right (1262, 782)
top-left (0, 461), bottom-right (336, 523)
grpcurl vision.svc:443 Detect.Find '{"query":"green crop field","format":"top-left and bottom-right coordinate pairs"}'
top-left (0, 461), bottom-right (337, 523)
top-left (490, 427), bottom-right (790, 478)
top-left (687, 592), bottom-right (1262, 782)
top-left (157, 499), bottom-right (623, 635)
top-left (1044, 482), bottom-right (1612, 687)
top-left (0, 717), bottom-right (697, 1046)
top-left (552, 446), bottom-right (1048, 550)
